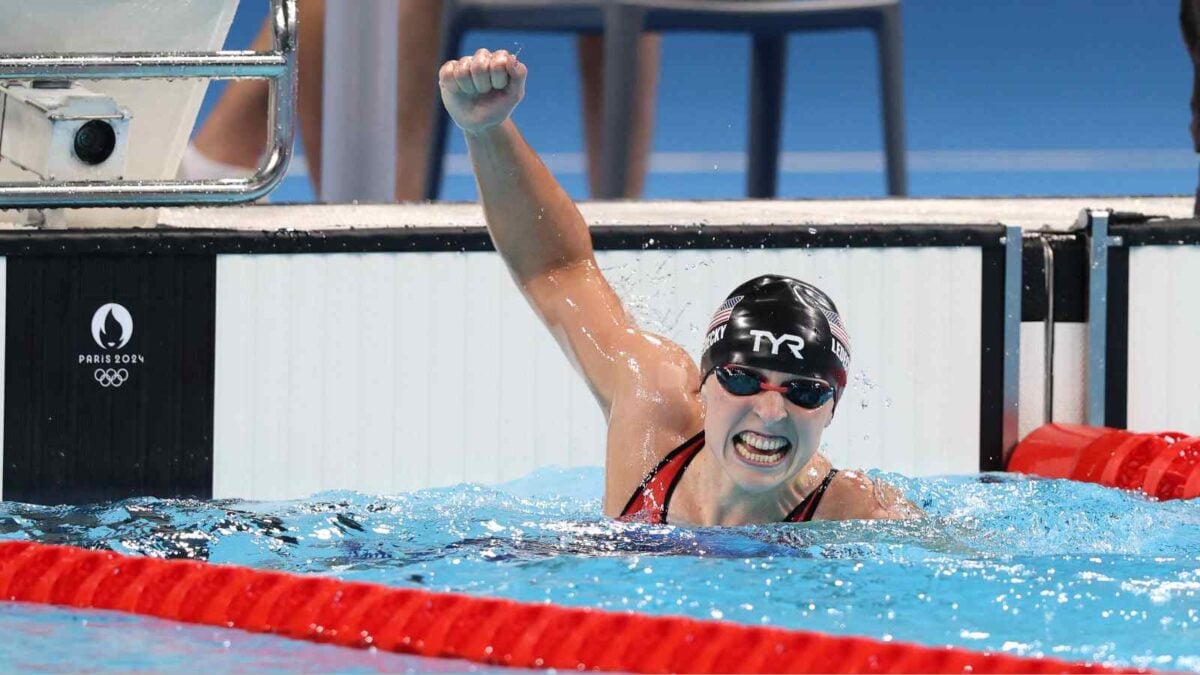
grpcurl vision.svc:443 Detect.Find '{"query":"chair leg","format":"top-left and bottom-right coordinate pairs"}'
top-left (599, 3), bottom-right (645, 200)
top-left (425, 1), bottom-right (461, 201)
top-left (747, 34), bottom-right (786, 199)
top-left (877, 4), bottom-right (908, 197)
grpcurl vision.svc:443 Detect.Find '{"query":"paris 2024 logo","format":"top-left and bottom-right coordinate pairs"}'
top-left (81, 303), bottom-right (145, 388)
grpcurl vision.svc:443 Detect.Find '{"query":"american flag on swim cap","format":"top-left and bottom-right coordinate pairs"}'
top-left (822, 308), bottom-right (851, 349)
top-left (706, 295), bottom-right (744, 332)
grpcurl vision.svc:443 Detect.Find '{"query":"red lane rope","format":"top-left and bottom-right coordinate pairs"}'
top-left (1011, 424), bottom-right (1200, 501)
top-left (0, 542), bottom-right (1137, 673)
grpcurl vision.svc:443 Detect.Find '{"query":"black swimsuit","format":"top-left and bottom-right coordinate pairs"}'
top-left (619, 431), bottom-right (839, 524)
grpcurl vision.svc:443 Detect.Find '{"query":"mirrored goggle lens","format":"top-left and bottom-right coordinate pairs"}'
top-left (714, 366), bottom-right (763, 395)
top-left (784, 380), bottom-right (836, 409)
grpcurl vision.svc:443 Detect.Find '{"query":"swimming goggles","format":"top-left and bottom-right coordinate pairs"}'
top-left (713, 365), bottom-right (836, 410)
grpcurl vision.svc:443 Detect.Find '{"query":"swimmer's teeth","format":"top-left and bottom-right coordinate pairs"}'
top-left (735, 441), bottom-right (784, 465)
top-left (734, 432), bottom-right (790, 466)
top-left (741, 432), bottom-right (787, 452)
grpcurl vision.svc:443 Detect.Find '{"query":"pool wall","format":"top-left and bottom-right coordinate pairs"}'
top-left (0, 197), bottom-right (1189, 503)
top-left (1119, 229), bottom-right (1200, 433)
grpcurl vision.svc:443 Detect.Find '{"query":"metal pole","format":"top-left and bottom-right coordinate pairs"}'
top-left (1002, 226), bottom-right (1022, 463)
top-left (321, 0), bottom-right (399, 203)
top-left (598, 3), bottom-right (644, 199)
top-left (747, 33), bottom-right (785, 199)
top-left (1040, 236), bottom-right (1055, 424)
top-left (0, 53), bottom-right (287, 80)
top-left (876, 3), bottom-right (907, 196)
top-left (1084, 209), bottom-right (1110, 426)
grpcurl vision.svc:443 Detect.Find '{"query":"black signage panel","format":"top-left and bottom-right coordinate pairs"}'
top-left (4, 255), bottom-right (215, 504)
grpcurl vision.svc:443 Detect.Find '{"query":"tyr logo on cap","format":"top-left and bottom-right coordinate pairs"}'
top-left (749, 330), bottom-right (804, 359)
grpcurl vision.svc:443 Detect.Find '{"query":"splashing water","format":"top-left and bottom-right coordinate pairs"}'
top-left (1, 468), bottom-right (1198, 672)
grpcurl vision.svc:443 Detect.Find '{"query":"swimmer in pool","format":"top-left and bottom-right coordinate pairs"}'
top-left (439, 49), bottom-right (921, 525)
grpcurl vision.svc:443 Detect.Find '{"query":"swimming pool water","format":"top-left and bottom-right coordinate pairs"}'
top-left (1, 467), bottom-right (1197, 672)
top-left (0, 602), bottom-right (505, 673)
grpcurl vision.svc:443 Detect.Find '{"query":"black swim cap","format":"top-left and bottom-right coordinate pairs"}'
top-left (699, 275), bottom-right (851, 397)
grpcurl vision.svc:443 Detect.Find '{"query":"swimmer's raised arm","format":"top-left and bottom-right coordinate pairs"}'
top-left (439, 49), bottom-right (590, 285)
top-left (439, 50), bottom-right (700, 425)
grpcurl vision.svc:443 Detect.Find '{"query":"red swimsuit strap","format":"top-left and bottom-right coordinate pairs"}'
top-left (620, 433), bottom-right (839, 525)
top-left (619, 431), bottom-right (706, 524)
top-left (784, 468), bottom-right (840, 522)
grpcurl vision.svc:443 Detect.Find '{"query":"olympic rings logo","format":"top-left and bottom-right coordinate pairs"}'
top-left (94, 368), bottom-right (129, 388)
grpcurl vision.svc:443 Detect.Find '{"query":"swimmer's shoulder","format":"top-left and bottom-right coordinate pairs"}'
top-left (609, 330), bottom-right (703, 436)
top-left (601, 331), bottom-right (704, 515)
top-left (819, 469), bottom-right (925, 521)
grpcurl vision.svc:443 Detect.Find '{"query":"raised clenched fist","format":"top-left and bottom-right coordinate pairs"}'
top-left (439, 48), bottom-right (528, 134)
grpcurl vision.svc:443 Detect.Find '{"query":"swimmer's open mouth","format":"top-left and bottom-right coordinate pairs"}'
top-left (733, 431), bottom-right (792, 467)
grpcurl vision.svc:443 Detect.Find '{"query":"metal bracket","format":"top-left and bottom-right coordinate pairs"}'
top-left (1077, 208), bottom-right (1111, 426)
top-left (0, 0), bottom-right (297, 208)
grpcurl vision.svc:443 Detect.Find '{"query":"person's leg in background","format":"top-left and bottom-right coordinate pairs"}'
top-left (187, 0), bottom-right (443, 201)
top-left (577, 33), bottom-right (660, 198)
top-left (394, 0), bottom-right (443, 201)
top-left (186, 0), bottom-right (325, 186)
top-left (188, 2), bottom-right (657, 201)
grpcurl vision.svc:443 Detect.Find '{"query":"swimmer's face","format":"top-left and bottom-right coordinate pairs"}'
top-left (701, 365), bottom-right (834, 494)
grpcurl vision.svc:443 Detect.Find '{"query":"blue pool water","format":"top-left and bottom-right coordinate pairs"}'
top-left (1, 468), bottom-right (1198, 672)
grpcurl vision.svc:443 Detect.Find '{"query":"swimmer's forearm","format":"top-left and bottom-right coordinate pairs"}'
top-left (464, 120), bottom-right (595, 282)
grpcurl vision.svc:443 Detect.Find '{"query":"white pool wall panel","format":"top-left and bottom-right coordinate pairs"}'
top-left (213, 247), bottom-right (983, 499)
top-left (1127, 246), bottom-right (1200, 432)
top-left (1017, 323), bottom-right (1087, 439)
